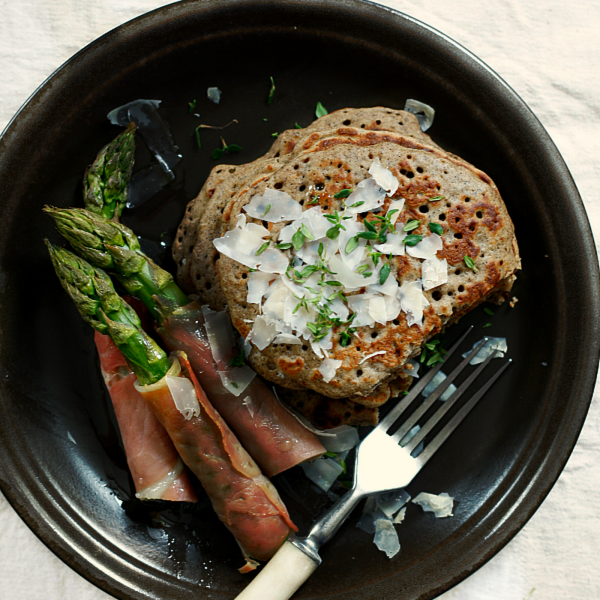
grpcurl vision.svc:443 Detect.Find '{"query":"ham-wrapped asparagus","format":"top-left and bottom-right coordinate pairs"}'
top-left (46, 242), bottom-right (297, 571)
top-left (45, 206), bottom-right (326, 476)
top-left (94, 331), bottom-right (197, 502)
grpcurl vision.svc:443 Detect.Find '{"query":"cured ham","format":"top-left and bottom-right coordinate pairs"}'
top-left (94, 331), bottom-right (197, 502)
top-left (135, 352), bottom-right (297, 571)
top-left (157, 301), bottom-right (325, 477)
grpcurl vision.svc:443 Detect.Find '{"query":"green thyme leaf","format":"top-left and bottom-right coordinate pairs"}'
top-left (483, 322), bottom-right (493, 328)
top-left (356, 231), bottom-right (378, 240)
top-left (192, 126), bottom-right (202, 148)
top-left (463, 256), bottom-right (478, 272)
top-left (274, 242), bottom-right (292, 250)
top-left (318, 242), bottom-right (324, 257)
top-left (228, 349), bottom-right (246, 368)
top-left (262, 204), bottom-right (271, 216)
top-left (349, 201), bottom-right (365, 208)
top-left (357, 264), bottom-right (369, 274)
top-left (364, 219), bottom-right (377, 232)
top-left (429, 222), bottom-right (444, 235)
top-left (484, 307), bottom-right (494, 316)
top-left (231, 382), bottom-right (239, 388)
top-left (211, 148), bottom-right (225, 159)
top-left (267, 76), bottom-right (276, 105)
top-left (271, 132), bottom-right (279, 138)
top-left (326, 226), bottom-right (341, 240)
top-left (315, 101), bottom-right (328, 118)
top-left (403, 219), bottom-right (421, 232)
top-left (307, 196), bottom-right (320, 205)
top-left (295, 122), bottom-right (302, 129)
top-left (226, 144), bottom-right (243, 153)
top-left (429, 195), bottom-right (445, 202)
top-left (379, 263), bottom-right (391, 285)
top-left (345, 236), bottom-right (359, 254)
top-left (188, 99), bottom-right (197, 113)
top-left (334, 189), bottom-right (353, 199)
top-left (292, 228), bottom-right (305, 250)
top-left (299, 265), bottom-right (319, 277)
top-left (300, 223), bottom-right (315, 240)
top-left (255, 241), bottom-right (270, 256)
top-left (404, 234), bottom-right (424, 246)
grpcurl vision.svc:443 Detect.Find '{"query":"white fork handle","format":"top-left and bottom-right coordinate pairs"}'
top-left (235, 541), bottom-right (319, 600)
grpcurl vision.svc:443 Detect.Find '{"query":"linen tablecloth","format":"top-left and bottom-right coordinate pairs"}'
top-left (0, 1), bottom-right (598, 599)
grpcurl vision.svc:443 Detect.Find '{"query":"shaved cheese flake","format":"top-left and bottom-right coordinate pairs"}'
top-left (398, 280), bottom-right (429, 327)
top-left (376, 489), bottom-right (411, 519)
top-left (318, 358), bottom-right (342, 383)
top-left (207, 87), bottom-right (221, 103)
top-left (367, 275), bottom-right (399, 297)
top-left (244, 188), bottom-right (303, 222)
top-left (413, 492), bottom-right (454, 517)
top-left (257, 248), bottom-right (289, 274)
top-left (386, 199), bottom-right (405, 225)
top-left (359, 350), bottom-right (386, 364)
top-left (218, 367), bottom-right (256, 396)
top-left (462, 337), bottom-right (507, 364)
top-left (273, 333), bottom-right (302, 344)
top-left (393, 507), bottom-right (407, 524)
top-left (262, 284), bottom-right (290, 321)
top-left (403, 358), bottom-right (420, 378)
top-left (318, 425), bottom-right (360, 452)
top-left (299, 206), bottom-right (331, 239)
top-left (374, 223), bottom-right (406, 255)
top-left (369, 157), bottom-right (399, 197)
top-left (201, 306), bottom-right (237, 366)
top-left (344, 178), bottom-right (387, 214)
top-left (422, 370), bottom-right (457, 401)
top-left (422, 257), bottom-right (448, 290)
top-left (369, 296), bottom-right (388, 325)
top-left (300, 457), bottom-right (343, 492)
top-left (348, 293), bottom-right (376, 328)
top-left (242, 396), bottom-right (254, 417)
top-left (406, 233), bottom-right (443, 260)
top-left (166, 376), bottom-right (200, 420)
top-left (247, 271), bottom-right (277, 304)
top-left (213, 224), bottom-right (270, 269)
top-left (404, 99), bottom-right (435, 132)
top-left (328, 255), bottom-right (379, 290)
top-left (374, 518), bottom-right (401, 558)
top-left (248, 315), bottom-right (279, 350)
top-left (339, 219), bottom-right (367, 270)
top-left (383, 295), bottom-right (401, 322)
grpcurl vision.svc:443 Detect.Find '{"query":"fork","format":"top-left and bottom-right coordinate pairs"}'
top-left (236, 327), bottom-right (511, 600)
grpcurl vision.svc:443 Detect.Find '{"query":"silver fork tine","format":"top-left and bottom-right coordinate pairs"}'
top-left (390, 337), bottom-right (489, 443)
top-left (413, 358), bottom-right (512, 467)
top-left (377, 326), bottom-right (473, 432)
top-left (402, 349), bottom-right (499, 451)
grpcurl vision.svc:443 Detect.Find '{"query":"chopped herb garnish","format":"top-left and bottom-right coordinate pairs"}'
top-left (307, 196), bottom-right (320, 205)
top-left (379, 262), bottom-right (391, 285)
top-left (325, 451), bottom-right (337, 458)
top-left (357, 264), bottom-right (370, 274)
top-left (300, 223), bottom-right (315, 240)
top-left (429, 195), bottom-right (445, 202)
top-left (255, 241), bottom-right (270, 256)
top-left (345, 236), bottom-right (359, 254)
top-left (318, 242), bottom-right (324, 257)
top-left (211, 142), bottom-right (243, 160)
top-left (463, 256), bottom-right (478, 272)
top-left (188, 99), bottom-right (197, 113)
top-left (404, 234), bottom-right (424, 246)
top-left (349, 200), bottom-right (365, 208)
top-left (295, 122), bottom-right (302, 129)
top-left (483, 307), bottom-right (494, 316)
top-left (231, 382), bottom-right (239, 389)
top-left (334, 189), bottom-right (353, 199)
top-left (263, 118), bottom-right (268, 122)
top-left (324, 210), bottom-right (347, 239)
top-left (271, 132), bottom-right (279, 138)
top-left (403, 219), bottom-right (421, 232)
top-left (262, 204), bottom-right (271, 216)
top-left (267, 76), bottom-right (276, 105)
top-left (315, 101), bottom-right (328, 118)
top-left (274, 242), bottom-right (292, 250)
top-left (339, 327), bottom-right (357, 347)
top-left (356, 231), bottom-right (378, 240)
top-left (192, 126), bottom-right (202, 148)
top-left (483, 322), bottom-right (493, 328)
top-left (429, 222), bottom-right (444, 235)
top-left (292, 228), bottom-right (305, 251)
top-left (419, 333), bottom-right (448, 368)
top-left (229, 349), bottom-right (246, 368)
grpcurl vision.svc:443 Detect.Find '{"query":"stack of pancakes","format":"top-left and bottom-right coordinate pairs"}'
top-left (173, 107), bottom-right (520, 428)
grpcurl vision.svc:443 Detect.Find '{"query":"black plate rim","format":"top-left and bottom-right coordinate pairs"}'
top-left (0, 1), bottom-right (598, 599)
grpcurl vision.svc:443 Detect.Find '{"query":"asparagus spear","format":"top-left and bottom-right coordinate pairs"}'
top-left (83, 122), bottom-right (136, 220)
top-left (45, 240), bottom-right (171, 385)
top-left (44, 207), bottom-right (189, 320)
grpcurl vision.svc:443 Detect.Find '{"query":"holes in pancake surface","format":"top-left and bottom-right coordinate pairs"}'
top-left (464, 197), bottom-right (470, 203)
top-left (476, 211), bottom-right (483, 218)
top-left (206, 282), bottom-right (212, 290)
top-left (406, 171), bottom-right (414, 179)
top-left (315, 182), bottom-right (325, 191)
top-left (303, 157), bottom-right (309, 163)
top-left (432, 291), bottom-right (442, 301)
top-left (419, 205), bottom-right (429, 214)
top-left (458, 285), bottom-right (465, 292)
top-left (371, 332), bottom-right (378, 339)
top-left (357, 369), bottom-right (363, 377)
top-left (242, 273), bottom-right (247, 279)
top-left (274, 182), bottom-right (283, 189)
top-left (368, 153), bottom-right (374, 160)
top-left (299, 184), bottom-right (306, 191)
top-left (393, 319), bottom-right (400, 325)
top-left (343, 119), bottom-right (351, 125)
top-left (376, 120), bottom-right (381, 125)
top-left (454, 233), bottom-right (463, 239)
top-left (294, 164), bottom-right (299, 170)
top-left (417, 167), bottom-right (424, 173)
top-left (439, 214), bottom-right (446, 221)
top-left (455, 270), bottom-right (461, 275)
top-left (302, 345), bottom-right (308, 351)
top-left (229, 168), bottom-right (236, 173)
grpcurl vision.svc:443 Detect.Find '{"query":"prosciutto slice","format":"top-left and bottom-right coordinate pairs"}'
top-left (94, 332), bottom-right (197, 502)
top-left (135, 353), bottom-right (296, 571)
top-left (157, 301), bottom-right (325, 477)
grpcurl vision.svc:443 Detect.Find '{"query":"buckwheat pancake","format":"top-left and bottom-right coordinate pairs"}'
top-left (216, 135), bottom-right (519, 398)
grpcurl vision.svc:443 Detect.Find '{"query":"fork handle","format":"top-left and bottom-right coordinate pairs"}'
top-left (235, 541), bottom-right (319, 600)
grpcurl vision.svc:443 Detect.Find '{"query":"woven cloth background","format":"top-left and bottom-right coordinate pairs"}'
top-left (0, 1), bottom-right (598, 599)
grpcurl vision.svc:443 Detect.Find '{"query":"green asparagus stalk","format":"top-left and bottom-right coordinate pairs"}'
top-left (44, 207), bottom-right (189, 321)
top-left (83, 122), bottom-right (136, 220)
top-left (45, 240), bottom-right (171, 385)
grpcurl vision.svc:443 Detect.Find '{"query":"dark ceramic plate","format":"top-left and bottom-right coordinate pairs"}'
top-left (0, 1), bottom-right (598, 599)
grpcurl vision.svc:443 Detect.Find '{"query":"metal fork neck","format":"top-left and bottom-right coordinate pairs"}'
top-left (291, 485), bottom-right (366, 565)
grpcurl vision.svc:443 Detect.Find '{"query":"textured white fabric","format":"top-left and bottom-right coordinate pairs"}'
top-left (0, 1), bottom-right (598, 599)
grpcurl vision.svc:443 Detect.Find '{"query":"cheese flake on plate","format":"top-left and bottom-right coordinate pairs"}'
top-left (248, 315), bottom-right (279, 350)
top-left (247, 271), bottom-right (277, 304)
top-left (213, 217), bottom-right (270, 269)
top-left (412, 492), bottom-right (454, 517)
top-left (386, 199), bottom-right (405, 225)
top-left (422, 257), bottom-right (448, 290)
top-left (406, 233), bottom-right (443, 260)
top-left (344, 178), bottom-right (387, 214)
top-left (368, 157), bottom-right (399, 197)
top-left (243, 188), bottom-right (303, 223)
top-left (318, 358), bottom-right (342, 383)
top-left (398, 280), bottom-right (429, 327)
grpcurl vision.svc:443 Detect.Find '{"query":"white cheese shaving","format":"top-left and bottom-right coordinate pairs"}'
top-left (373, 518), bottom-right (401, 558)
top-left (403, 358), bottom-right (420, 379)
top-left (422, 371), bottom-right (457, 401)
top-left (317, 425), bottom-right (360, 452)
top-left (398, 280), bottom-right (430, 327)
top-left (243, 188), bottom-right (303, 223)
top-left (347, 293), bottom-right (376, 328)
top-left (368, 295), bottom-right (388, 325)
top-left (422, 257), bottom-right (448, 290)
top-left (344, 177), bottom-right (387, 214)
top-left (166, 376), bottom-right (200, 420)
top-left (339, 219), bottom-right (367, 270)
top-left (213, 221), bottom-right (270, 269)
top-left (404, 99), bottom-right (435, 132)
top-left (374, 222), bottom-right (406, 255)
top-left (367, 275), bottom-right (399, 297)
top-left (376, 489), bottom-right (411, 519)
top-left (393, 507), bottom-right (407, 524)
top-left (242, 396), bottom-right (254, 417)
top-left (328, 255), bottom-right (379, 290)
top-left (406, 233), bottom-right (443, 260)
top-left (412, 492), bottom-right (454, 517)
top-left (247, 315), bottom-right (279, 350)
top-left (218, 367), bottom-right (256, 396)
top-left (462, 337), bottom-right (508, 364)
top-left (386, 199), bottom-right (405, 225)
top-left (300, 457), bottom-right (344, 492)
top-left (318, 358), bottom-right (342, 383)
top-left (207, 87), bottom-right (221, 104)
top-left (256, 248), bottom-right (289, 274)
top-left (368, 157), bottom-right (399, 197)
top-left (201, 306), bottom-right (237, 366)
top-left (273, 333), bottom-right (302, 345)
top-left (247, 271), bottom-right (277, 304)
top-left (359, 350), bottom-right (386, 364)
